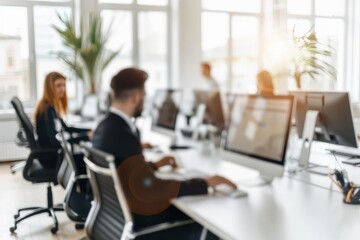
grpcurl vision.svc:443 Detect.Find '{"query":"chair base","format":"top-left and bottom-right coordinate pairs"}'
top-left (10, 206), bottom-right (64, 234)
top-left (9, 184), bottom-right (64, 234)
top-left (75, 223), bottom-right (85, 229)
top-left (10, 161), bottom-right (26, 174)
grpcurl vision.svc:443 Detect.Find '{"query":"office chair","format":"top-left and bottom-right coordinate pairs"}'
top-left (56, 131), bottom-right (92, 230)
top-left (10, 98), bottom-right (30, 174)
top-left (9, 97), bottom-right (64, 234)
top-left (81, 143), bottom-right (195, 240)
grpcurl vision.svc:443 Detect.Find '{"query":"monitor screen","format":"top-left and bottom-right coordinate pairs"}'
top-left (152, 90), bottom-right (182, 131)
top-left (224, 95), bottom-right (293, 164)
top-left (194, 90), bottom-right (225, 131)
top-left (291, 91), bottom-right (357, 148)
top-left (98, 91), bottom-right (111, 114)
top-left (81, 95), bottom-right (99, 119)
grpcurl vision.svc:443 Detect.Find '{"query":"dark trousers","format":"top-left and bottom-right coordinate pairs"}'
top-left (39, 150), bottom-right (61, 169)
top-left (135, 222), bottom-right (219, 240)
top-left (134, 206), bottom-right (219, 240)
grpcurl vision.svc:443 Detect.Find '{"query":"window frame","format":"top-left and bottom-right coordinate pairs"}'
top-left (286, 0), bottom-right (349, 91)
top-left (98, 0), bottom-right (172, 88)
top-left (201, 0), bottom-right (266, 93)
top-left (0, 0), bottom-right (75, 110)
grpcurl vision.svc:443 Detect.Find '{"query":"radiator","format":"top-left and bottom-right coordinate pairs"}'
top-left (0, 121), bottom-right (29, 161)
top-left (0, 141), bottom-right (29, 161)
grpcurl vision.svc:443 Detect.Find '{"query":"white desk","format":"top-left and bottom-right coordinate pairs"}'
top-left (173, 177), bottom-right (360, 240)
top-left (142, 124), bottom-right (360, 240)
top-left (287, 141), bottom-right (360, 192)
top-left (65, 114), bottom-right (101, 129)
top-left (159, 143), bottom-right (360, 240)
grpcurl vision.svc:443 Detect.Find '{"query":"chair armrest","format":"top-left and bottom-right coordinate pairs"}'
top-left (31, 148), bottom-right (60, 155)
top-left (25, 148), bottom-right (59, 167)
top-left (68, 135), bottom-right (89, 145)
top-left (23, 148), bottom-right (61, 182)
top-left (133, 219), bottom-right (195, 237)
top-left (74, 174), bottom-right (89, 180)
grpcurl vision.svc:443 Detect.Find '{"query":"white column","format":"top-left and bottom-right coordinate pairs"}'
top-left (80, 0), bottom-right (97, 30)
top-left (171, 0), bottom-right (202, 98)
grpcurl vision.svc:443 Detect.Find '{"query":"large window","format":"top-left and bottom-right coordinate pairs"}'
top-left (0, 6), bottom-right (30, 109)
top-left (99, 0), bottom-right (170, 96)
top-left (0, 0), bottom-right (170, 109)
top-left (287, 0), bottom-right (346, 90)
top-left (0, 0), bottom-right (74, 110)
top-left (201, 0), bottom-right (263, 93)
top-left (34, 6), bottom-right (72, 99)
top-left (100, 10), bottom-right (133, 91)
top-left (0, 0), bottom-right (354, 109)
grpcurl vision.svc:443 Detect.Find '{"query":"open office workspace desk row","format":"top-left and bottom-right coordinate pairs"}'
top-left (142, 92), bottom-right (360, 240)
top-left (70, 91), bottom-right (360, 240)
top-left (142, 138), bottom-right (360, 240)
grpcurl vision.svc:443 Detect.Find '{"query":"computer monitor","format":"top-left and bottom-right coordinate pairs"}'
top-left (221, 94), bottom-right (293, 181)
top-left (151, 89), bottom-right (182, 140)
top-left (98, 91), bottom-right (112, 114)
top-left (81, 95), bottom-right (99, 120)
top-left (291, 91), bottom-right (357, 148)
top-left (193, 90), bottom-right (225, 132)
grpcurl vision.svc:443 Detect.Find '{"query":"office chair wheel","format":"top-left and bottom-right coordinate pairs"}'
top-left (75, 223), bottom-right (84, 230)
top-left (9, 226), bottom-right (16, 233)
top-left (14, 214), bottom-right (19, 219)
top-left (50, 226), bottom-right (58, 234)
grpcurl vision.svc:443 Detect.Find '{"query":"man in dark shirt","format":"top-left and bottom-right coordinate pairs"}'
top-left (92, 67), bottom-right (236, 240)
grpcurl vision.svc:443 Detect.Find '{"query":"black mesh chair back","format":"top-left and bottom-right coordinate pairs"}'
top-left (56, 131), bottom-right (74, 189)
top-left (56, 132), bottom-right (92, 226)
top-left (81, 142), bottom-right (131, 240)
top-left (10, 97), bottom-right (37, 149)
top-left (81, 143), bottom-right (195, 240)
top-left (9, 97), bottom-right (29, 174)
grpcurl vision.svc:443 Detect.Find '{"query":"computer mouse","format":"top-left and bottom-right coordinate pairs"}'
top-left (229, 190), bottom-right (247, 198)
top-left (214, 184), bottom-right (247, 198)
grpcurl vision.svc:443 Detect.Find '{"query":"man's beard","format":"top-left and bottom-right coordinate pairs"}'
top-left (134, 101), bottom-right (143, 118)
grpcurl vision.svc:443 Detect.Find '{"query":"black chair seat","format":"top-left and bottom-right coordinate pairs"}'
top-left (26, 159), bottom-right (58, 183)
top-left (67, 187), bottom-right (92, 222)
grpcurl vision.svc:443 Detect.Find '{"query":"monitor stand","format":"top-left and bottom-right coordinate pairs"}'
top-left (192, 103), bottom-right (207, 140)
top-left (169, 134), bottom-right (191, 150)
top-left (297, 110), bottom-right (335, 175)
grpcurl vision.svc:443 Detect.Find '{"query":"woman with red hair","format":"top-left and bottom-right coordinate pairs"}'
top-left (34, 72), bottom-right (91, 169)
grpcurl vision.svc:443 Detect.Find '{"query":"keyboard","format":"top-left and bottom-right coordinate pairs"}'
top-left (155, 168), bottom-right (208, 181)
top-left (169, 145), bottom-right (192, 150)
top-left (325, 146), bottom-right (360, 158)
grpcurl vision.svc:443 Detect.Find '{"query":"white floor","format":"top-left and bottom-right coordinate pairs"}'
top-left (0, 162), bottom-right (85, 240)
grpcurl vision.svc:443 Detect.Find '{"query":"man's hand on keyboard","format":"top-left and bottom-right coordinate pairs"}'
top-left (205, 175), bottom-right (237, 190)
top-left (154, 156), bottom-right (178, 170)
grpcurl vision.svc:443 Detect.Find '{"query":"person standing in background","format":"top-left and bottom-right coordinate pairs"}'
top-left (201, 62), bottom-right (219, 91)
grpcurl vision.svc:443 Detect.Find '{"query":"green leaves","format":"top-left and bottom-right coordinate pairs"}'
top-left (53, 12), bottom-right (120, 94)
top-left (53, 12), bottom-right (82, 50)
top-left (292, 26), bottom-right (336, 88)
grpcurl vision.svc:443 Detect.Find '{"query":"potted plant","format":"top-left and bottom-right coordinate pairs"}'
top-left (53, 13), bottom-right (119, 94)
top-left (291, 27), bottom-right (336, 89)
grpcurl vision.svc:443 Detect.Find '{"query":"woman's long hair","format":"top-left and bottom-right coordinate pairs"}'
top-left (257, 70), bottom-right (274, 95)
top-left (34, 72), bottom-right (68, 121)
